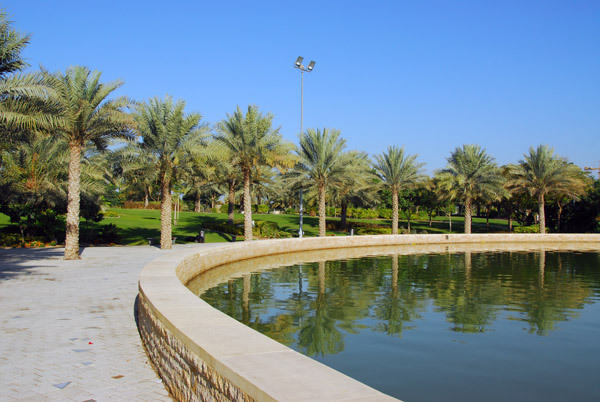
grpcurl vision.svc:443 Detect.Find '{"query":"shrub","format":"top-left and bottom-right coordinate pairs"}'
top-left (253, 220), bottom-right (292, 239)
top-left (514, 225), bottom-right (548, 233)
top-left (355, 227), bottom-right (391, 235)
top-left (285, 208), bottom-right (296, 214)
top-left (103, 210), bottom-right (120, 218)
top-left (0, 233), bottom-right (21, 247)
top-left (377, 208), bottom-right (393, 219)
top-left (253, 204), bottom-right (269, 214)
top-left (99, 223), bottom-right (120, 244)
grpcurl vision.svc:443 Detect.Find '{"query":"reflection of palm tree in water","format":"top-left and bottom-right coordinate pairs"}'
top-left (298, 261), bottom-right (344, 356)
top-left (242, 274), bottom-right (251, 324)
top-left (539, 249), bottom-right (545, 288)
top-left (374, 254), bottom-right (424, 336)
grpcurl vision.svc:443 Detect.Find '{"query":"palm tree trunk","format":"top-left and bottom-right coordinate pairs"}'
top-left (464, 197), bottom-right (472, 234)
top-left (160, 173), bottom-right (172, 249)
top-left (64, 141), bottom-right (82, 260)
top-left (557, 200), bottom-right (563, 233)
top-left (243, 169), bottom-right (253, 241)
top-left (144, 188), bottom-right (149, 209)
top-left (318, 183), bottom-right (326, 237)
top-left (340, 200), bottom-right (348, 229)
top-left (227, 179), bottom-right (235, 225)
top-left (194, 194), bottom-right (201, 213)
top-left (392, 188), bottom-right (399, 235)
top-left (538, 193), bottom-right (546, 234)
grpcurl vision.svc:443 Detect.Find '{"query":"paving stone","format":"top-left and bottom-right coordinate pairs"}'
top-left (0, 245), bottom-right (223, 401)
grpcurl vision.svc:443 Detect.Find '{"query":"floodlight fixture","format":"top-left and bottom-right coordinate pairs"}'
top-left (307, 60), bottom-right (316, 71)
top-left (295, 56), bottom-right (304, 68)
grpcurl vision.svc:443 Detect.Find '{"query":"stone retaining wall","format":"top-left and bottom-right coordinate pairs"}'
top-left (138, 234), bottom-right (600, 401)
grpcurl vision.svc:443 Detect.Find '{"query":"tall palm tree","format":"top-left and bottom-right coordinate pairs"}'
top-left (133, 96), bottom-right (206, 249)
top-left (294, 128), bottom-right (357, 237)
top-left (50, 66), bottom-right (133, 259)
top-left (507, 145), bottom-right (587, 234)
top-left (214, 105), bottom-right (295, 240)
top-left (373, 146), bottom-right (424, 234)
top-left (436, 144), bottom-right (504, 234)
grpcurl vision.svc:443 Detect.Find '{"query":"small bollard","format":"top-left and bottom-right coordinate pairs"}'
top-left (232, 235), bottom-right (237, 242)
top-left (198, 230), bottom-right (205, 243)
top-left (350, 228), bottom-right (354, 236)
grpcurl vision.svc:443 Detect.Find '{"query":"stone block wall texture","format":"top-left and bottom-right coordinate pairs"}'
top-left (138, 234), bottom-right (600, 402)
top-left (138, 293), bottom-right (254, 402)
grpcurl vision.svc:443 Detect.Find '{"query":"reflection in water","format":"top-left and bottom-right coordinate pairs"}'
top-left (200, 251), bottom-right (600, 402)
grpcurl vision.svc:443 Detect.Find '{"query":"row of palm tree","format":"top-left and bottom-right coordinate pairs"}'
top-left (0, 10), bottom-right (593, 260)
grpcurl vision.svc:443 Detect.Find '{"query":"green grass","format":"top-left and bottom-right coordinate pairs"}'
top-left (0, 208), bottom-right (515, 247)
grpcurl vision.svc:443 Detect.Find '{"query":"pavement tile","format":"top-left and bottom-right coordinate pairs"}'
top-left (0, 245), bottom-right (193, 401)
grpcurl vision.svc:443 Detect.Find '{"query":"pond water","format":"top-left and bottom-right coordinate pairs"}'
top-left (194, 249), bottom-right (600, 402)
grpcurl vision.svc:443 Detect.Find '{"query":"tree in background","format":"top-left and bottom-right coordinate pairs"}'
top-left (133, 96), bottom-right (206, 249)
top-left (50, 66), bottom-right (133, 259)
top-left (330, 151), bottom-right (375, 229)
top-left (294, 128), bottom-right (358, 237)
top-left (373, 146), bottom-right (424, 234)
top-left (215, 105), bottom-right (295, 240)
top-left (507, 145), bottom-right (587, 234)
top-left (435, 145), bottom-right (504, 234)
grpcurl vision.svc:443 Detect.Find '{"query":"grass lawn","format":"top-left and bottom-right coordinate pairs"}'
top-left (0, 208), bottom-right (516, 247)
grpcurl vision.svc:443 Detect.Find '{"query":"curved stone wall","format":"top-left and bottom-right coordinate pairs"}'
top-left (138, 234), bottom-right (600, 401)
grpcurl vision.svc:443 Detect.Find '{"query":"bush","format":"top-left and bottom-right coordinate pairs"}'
top-left (253, 204), bottom-right (269, 214)
top-left (0, 233), bottom-right (21, 247)
top-left (98, 223), bottom-right (120, 244)
top-left (103, 210), bottom-right (120, 218)
top-left (253, 220), bottom-right (292, 239)
top-left (514, 225), bottom-right (548, 233)
top-left (347, 208), bottom-right (379, 219)
top-left (377, 208), bottom-right (393, 219)
top-left (285, 208), bottom-right (296, 214)
top-left (354, 227), bottom-right (391, 235)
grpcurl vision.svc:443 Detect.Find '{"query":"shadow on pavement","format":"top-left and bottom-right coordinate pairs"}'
top-left (0, 248), bottom-right (65, 281)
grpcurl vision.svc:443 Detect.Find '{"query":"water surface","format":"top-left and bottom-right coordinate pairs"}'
top-left (196, 249), bottom-right (600, 402)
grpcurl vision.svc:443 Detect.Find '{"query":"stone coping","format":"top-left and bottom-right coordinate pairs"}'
top-left (138, 234), bottom-right (600, 401)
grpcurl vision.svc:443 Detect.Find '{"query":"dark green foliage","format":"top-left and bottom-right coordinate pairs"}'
top-left (98, 223), bottom-right (120, 244)
top-left (252, 204), bottom-right (269, 214)
top-left (253, 220), bottom-right (292, 238)
top-left (548, 180), bottom-right (600, 233)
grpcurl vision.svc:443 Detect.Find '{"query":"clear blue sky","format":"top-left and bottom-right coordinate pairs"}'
top-left (6, 0), bottom-right (600, 174)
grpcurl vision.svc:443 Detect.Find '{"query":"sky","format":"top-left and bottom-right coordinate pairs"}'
top-left (5, 0), bottom-right (600, 174)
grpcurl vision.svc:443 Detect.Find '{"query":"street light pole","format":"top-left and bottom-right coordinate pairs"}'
top-left (294, 56), bottom-right (315, 238)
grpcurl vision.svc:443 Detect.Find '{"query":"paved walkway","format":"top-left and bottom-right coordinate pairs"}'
top-left (0, 243), bottom-right (224, 401)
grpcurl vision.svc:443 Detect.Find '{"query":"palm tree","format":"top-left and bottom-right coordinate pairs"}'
top-left (373, 146), bottom-right (424, 234)
top-left (507, 145), bottom-right (587, 234)
top-left (332, 151), bottom-right (375, 229)
top-left (113, 144), bottom-right (159, 208)
top-left (294, 128), bottom-right (357, 237)
top-left (215, 105), bottom-right (294, 240)
top-left (0, 10), bottom-right (57, 144)
top-left (436, 144), bottom-right (504, 234)
top-left (133, 96), bottom-right (206, 249)
top-left (49, 66), bottom-right (133, 259)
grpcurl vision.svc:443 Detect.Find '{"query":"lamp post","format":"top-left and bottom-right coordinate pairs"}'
top-left (294, 56), bottom-right (316, 238)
